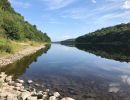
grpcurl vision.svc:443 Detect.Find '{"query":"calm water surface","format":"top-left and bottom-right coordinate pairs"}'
top-left (2, 44), bottom-right (130, 100)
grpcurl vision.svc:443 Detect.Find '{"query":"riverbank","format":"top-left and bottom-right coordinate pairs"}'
top-left (0, 72), bottom-right (74, 100)
top-left (0, 44), bottom-right (45, 67)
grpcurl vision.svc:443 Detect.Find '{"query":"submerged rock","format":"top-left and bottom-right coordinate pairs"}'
top-left (53, 92), bottom-right (60, 98)
top-left (0, 72), bottom-right (74, 100)
top-left (17, 79), bottom-right (24, 84)
top-left (28, 80), bottom-right (33, 84)
top-left (61, 97), bottom-right (75, 100)
top-left (27, 96), bottom-right (37, 100)
top-left (15, 83), bottom-right (22, 87)
top-left (20, 91), bottom-right (31, 100)
top-left (49, 96), bottom-right (57, 100)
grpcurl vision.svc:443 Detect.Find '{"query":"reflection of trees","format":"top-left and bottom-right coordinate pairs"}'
top-left (75, 44), bottom-right (130, 62)
top-left (0, 44), bottom-right (51, 79)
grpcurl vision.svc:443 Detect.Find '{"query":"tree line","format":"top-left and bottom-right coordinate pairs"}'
top-left (76, 23), bottom-right (130, 44)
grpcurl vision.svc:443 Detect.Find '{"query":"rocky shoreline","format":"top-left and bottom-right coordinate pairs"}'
top-left (0, 72), bottom-right (75, 100)
top-left (0, 45), bottom-right (45, 67)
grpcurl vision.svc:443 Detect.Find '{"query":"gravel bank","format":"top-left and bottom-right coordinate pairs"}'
top-left (0, 45), bottom-right (45, 67)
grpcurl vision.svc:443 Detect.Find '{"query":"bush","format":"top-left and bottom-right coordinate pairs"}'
top-left (0, 39), bottom-right (13, 53)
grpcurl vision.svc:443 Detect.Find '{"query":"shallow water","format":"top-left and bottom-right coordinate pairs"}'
top-left (2, 44), bottom-right (130, 100)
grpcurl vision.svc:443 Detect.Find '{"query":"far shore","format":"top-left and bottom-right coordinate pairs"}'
top-left (0, 45), bottom-right (45, 67)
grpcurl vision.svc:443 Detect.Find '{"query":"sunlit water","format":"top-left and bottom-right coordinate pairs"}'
top-left (2, 44), bottom-right (130, 100)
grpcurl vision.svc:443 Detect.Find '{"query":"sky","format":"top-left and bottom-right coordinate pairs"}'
top-left (9, 0), bottom-right (130, 41)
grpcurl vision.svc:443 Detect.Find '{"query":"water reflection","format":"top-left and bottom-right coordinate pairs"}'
top-left (75, 44), bottom-right (130, 62)
top-left (0, 44), bottom-right (51, 79)
top-left (1, 43), bottom-right (130, 99)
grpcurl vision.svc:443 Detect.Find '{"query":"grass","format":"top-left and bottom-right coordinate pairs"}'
top-left (0, 38), bottom-right (22, 55)
top-left (0, 38), bottom-right (45, 56)
top-left (0, 38), bottom-right (12, 54)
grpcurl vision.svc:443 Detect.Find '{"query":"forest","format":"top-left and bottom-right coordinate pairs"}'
top-left (76, 23), bottom-right (130, 44)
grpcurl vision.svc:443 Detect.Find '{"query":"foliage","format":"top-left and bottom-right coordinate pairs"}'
top-left (76, 23), bottom-right (130, 44)
top-left (0, 38), bottom-right (22, 53)
top-left (75, 44), bottom-right (130, 62)
top-left (0, 0), bottom-right (51, 42)
top-left (61, 39), bottom-right (75, 45)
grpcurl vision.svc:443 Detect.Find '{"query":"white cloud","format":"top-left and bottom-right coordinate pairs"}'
top-left (42, 0), bottom-right (75, 10)
top-left (98, 10), bottom-right (130, 22)
top-left (60, 0), bottom-right (130, 23)
top-left (122, 0), bottom-right (130, 9)
top-left (92, 0), bottom-right (96, 3)
top-left (9, 0), bottom-right (31, 8)
top-left (60, 2), bottom-right (122, 20)
top-left (61, 8), bottom-right (88, 19)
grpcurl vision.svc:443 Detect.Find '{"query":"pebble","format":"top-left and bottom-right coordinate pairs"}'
top-left (46, 89), bottom-right (50, 92)
top-left (53, 92), bottom-right (60, 97)
top-left (28, 80), bottom-right (33, 84)
top-left (15, 83), bottom-right (22, 87)
top-left (49, 96), bottom-right (57, 100)
top-left (43, 94), bottom-right (48, 99)
top-left (17, 79), bottom-right (24, 84)
top-left (0, 92), bottom-right (8, 98)
top-left (61, 97), bottom-right (75, 100)
top-left (20, 91), bottom-right (31, 100)
top-left (27, 96), bottom-right (37, 100)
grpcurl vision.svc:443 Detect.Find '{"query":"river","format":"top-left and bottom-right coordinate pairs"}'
top-left (1, 44), bottom-right (130, 100)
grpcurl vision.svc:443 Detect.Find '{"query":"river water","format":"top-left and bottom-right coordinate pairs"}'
top-left (1, 44), bottom-right (130, 100)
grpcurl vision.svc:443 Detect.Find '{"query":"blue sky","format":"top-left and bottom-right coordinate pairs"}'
top-left (9, 0), bottom-right (130, 41)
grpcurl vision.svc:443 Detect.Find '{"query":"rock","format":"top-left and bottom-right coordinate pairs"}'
top-left (20, 89), bottom-right (27, 92)
top-left (86, 98), bottom-right (95, 100)
top-left (27, 96), bottom-right (37, 100)
top-left (28, 80), bottom-right (33, 84)
top-left (48, 92), bottom-right (53, 96)
top-left (14, 87), bottom-right (21, 91)
top-left (0, 72), bottom-right (5, 75)
top-left (0, 78), bottom-right (5, 83)
top-left (43, 92), bottom-right (48, 95)
top-left (53, 92), bottom-right (60, 98)
top-left (3, 83), bottom-right (8, 87)
top-left (46, 89), bottom-right (50, 92)
top-left (49, 96), bottom-right (57, 100)
top-left (37, 93), bottom-right (43, 99)
top-left (8, 81), bottom-right (15, 86)
top-left (20, 91), bottom-right (31, 100)
top-left (15, 83), bottom-right (22, 87)
top-left (0, 73), bottom-right (75, 100)
top-left (17, 79), bottom-right (24, 84)
top-left (20, 86), bottom-right (25, 90)
top-left (0, 92), bottom-right (8, 98)
top-left (43, 95), bottom-right (48, 99)
top-left (7, 94), bottom-right (17, 100)
top-left (108, 86), bottom-right (120, 93)
top-left (5, 76), bottom-right (12, 82)
top-left (0, 72), bottom-right (7, 79)
top-left (31, 91), bottom-right (37, 96)
top-left (37, 91), bottom-right (43, 94)
top-left (35, 84), bottom-right (40, 87)
top-left (61, 97), bottom-right (75, 100)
